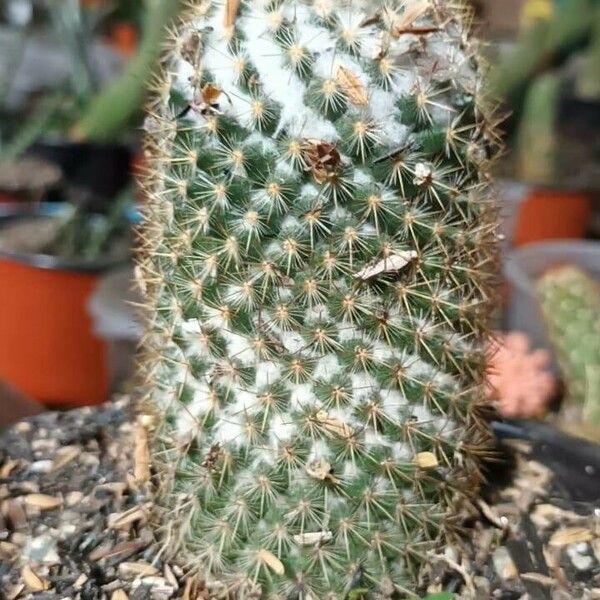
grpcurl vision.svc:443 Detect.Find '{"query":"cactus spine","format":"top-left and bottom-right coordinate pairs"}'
top-left (139, 1), bottom-right (499, 597)
top-left (537, 266), bottom-right (600, 425)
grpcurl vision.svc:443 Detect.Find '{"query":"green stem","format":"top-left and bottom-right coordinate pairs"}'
top-left (516, 72), bottom-right (561, 182)
top-left (0, 94), bottom-right (64, 163)
top-left (74, 0), bottom-right (184, 141)
top-left (84, 188), bottom-right (131, 260)
top-left (45, 0), bottom-right (97, 100)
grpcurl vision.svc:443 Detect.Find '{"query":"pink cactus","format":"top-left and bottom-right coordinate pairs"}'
top-left (487, 331), bottom-right (557, 418)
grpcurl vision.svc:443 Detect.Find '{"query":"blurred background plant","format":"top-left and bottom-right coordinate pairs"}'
top-left (486, 331), bottom-right (558, 419)
top-left (479, 0), bottom-right (600, 441)
top-left (537, 266), bottom-right (600, 431)
top-left (489, 0), bottom-right (600, 185)
top-left (0, 0), bottom-right (174, 153)
top-left (0, 0), bottom-right (184, 244)
top-left (0, 0), bottom-right (183, 412)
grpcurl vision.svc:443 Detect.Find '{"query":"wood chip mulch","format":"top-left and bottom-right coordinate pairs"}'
top-left (428, 440), bottom-right (600, 599)
top-left (0, 399), bottom-right (207, 600)
top-left (1, 400), bottom-right (599, 600)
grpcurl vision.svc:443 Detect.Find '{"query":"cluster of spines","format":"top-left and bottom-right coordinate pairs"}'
top-left (137, 0), bottom-right (500, 598)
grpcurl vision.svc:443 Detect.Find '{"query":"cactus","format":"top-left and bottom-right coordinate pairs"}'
top-left (516, 72), bottom-right (561, 182)
top-left (537, 266), bottom-right (600, 425)
top-left (138, 0), bottom-right (499, 597)
top-left (488, 0), bottom-right (592, 121)
top-left (578, 6), bottom-right (600, 100)
top-left (489, 0), bottom-right (600, 181)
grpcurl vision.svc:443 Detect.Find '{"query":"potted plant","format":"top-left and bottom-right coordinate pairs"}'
top-left (4, 0), bottom-right (501, 594)
top-left (2, 3), bottom-right (600, 599)
top-left (502, 239), bottom-right (600, 445)
top-left (0, 196), bottom-right (131, 408)
top-left (0, 0), bottom-right (184, 208)
top-left (0, 0), bottom-right (185, 406)
top-left (490, 0), bottom-right (600, 247)
top-left (136, 0), bottom-right (503, 595)
top-left (536, 262), bottom-right (600, 435)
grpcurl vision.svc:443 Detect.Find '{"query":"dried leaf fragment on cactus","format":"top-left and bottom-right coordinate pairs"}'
top-left (139, 0), bottom-right (499, 597)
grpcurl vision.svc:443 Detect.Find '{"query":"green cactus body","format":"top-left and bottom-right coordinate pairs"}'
top-left (516, 72), bottom-right (560, 183)
top-left (139, 1), bottom-right (498, 597)
top-left (537, 266), bottom-right (600, 424)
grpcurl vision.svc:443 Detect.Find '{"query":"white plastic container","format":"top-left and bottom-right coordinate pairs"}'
top-left (504, 241), bottom-right (600, 354)
top-left (89, 267), bottom-right (142, 390)
top-left (496, 180), bottom-right (529, 255)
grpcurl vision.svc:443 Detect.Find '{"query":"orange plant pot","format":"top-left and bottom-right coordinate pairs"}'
top-left (0, 258), bottom-right (109, 408)
top-left (0, 193), bottom-right (20, 204)
top-left (513, 189), bottom-right (593, 247)
top-left (110, 23), bottom-right (139, 56)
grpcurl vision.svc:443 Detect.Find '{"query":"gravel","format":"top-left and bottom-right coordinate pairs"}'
top-left (1, 399), bottom-right (599, 599)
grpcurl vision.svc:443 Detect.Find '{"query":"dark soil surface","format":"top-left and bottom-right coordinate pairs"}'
top-left (0, 217), bottom-right (64, 256)
top-left (0, 399), bottom-right (190, 600)
top-left (1, 400), bottom-right (599, 599)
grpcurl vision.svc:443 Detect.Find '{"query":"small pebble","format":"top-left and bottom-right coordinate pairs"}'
top-left (28, 460), bottom-right (53, 474)
top-left (118, 561), bottom-right (159, 580)
top-left (567, 543), bottom-right (593, 571)
top-left (65, 492), bottom-right (83, 507)
top-left (80, 454), bottom-right (100, 468)
top-left (14, 422), bottom-right (32, 434)
top-left (23, 534), bottom-right (60, 565)
top-left (134, 576), bottom-right (175, 600)
top-left (492, 547), bottom-right (518, 580)
top-left (11, 532), bottom-right (28, 547)
top-left (31, 439), bottom-right (57, 453)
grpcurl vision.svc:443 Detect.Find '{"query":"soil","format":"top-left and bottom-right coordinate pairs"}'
top-left (0, 217), bottom-right (63, 256)
top-left (1, 400), bottom-right (599, 600)
top-left (0, 217), bottom-right (130, 263)
top-left (0, 158), bottom-right (62, 194)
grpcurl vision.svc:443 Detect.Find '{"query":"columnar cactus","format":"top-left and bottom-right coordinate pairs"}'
top-left (138, 1), bottom-right (499, 597)
top-left (537, 266), bottom-right (600, 425)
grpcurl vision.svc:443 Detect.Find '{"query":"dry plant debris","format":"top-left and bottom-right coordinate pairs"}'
top-left (0, 399), bottom-right (196, 600)
top-left (433, 446), bottom-right (600, 599)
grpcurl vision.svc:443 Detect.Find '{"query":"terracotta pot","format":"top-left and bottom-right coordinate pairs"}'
top-left (110, 22), bottom-right (139, 56)
top-left (513, 188), bottom-right (593, 246)
top-left (0, 193), bottom-right (19, 204)
top-left (0, 208), bottom-right (126, 408)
